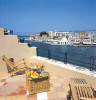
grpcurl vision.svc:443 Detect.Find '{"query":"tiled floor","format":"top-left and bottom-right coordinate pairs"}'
top-left (0, 71), bottom-right (70, 100)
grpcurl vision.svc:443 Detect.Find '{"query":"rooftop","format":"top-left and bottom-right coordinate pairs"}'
top-left (0, 57), bottom-right (96, 100)
top-left (0, 71), bottom-right (70, 100)
top-left (80, 32), bottom-right (88, 34)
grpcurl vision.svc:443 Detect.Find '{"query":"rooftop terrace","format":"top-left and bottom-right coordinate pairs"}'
top-left (0, 57), bottom-right (96, 100)
top-left (0, 28), bottom-right (96, 100)
top-left (0, 70), bottom-right (70, 100)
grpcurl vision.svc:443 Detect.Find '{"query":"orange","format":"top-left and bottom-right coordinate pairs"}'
top-left (34, 73), bottom-right (39, 77)
top-left (36, 64), bottom-right (39, 68)
top-left (40, 65), bottom-right (42, 69)
top-left (30, 71), bottom-right (34, 75)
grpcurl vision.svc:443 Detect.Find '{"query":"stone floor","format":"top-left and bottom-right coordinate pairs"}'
top-left (0, 71), bottom-right (70, 100)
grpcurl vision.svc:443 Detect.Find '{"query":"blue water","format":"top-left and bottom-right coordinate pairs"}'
top-left (18, 36), bottom-right (29, 39)
top-left (30, 42), bottom-right (96, 57)
top-left (18, 36), bottom-right (96, 70)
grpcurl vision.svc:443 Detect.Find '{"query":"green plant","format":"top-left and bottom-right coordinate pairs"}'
top-left (19, 38), bottom-right (25, 43)
top-left (40, 31), bottom-right (48, 37)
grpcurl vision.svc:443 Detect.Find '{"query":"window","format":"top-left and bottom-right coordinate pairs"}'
top-left (56, 33), bottom-right (60, 36)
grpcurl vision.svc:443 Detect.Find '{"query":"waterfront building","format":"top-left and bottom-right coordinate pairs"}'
top-left (48, 31), bottom-right (95, 45)
top-left (68, 32), bottom-right (93, 44)
top-left (80, 32), bottom-right (88, 38)
top-left (69, 32), bottom-right (80, 38)
top-left (81, 38), bottom-right (91, 44)
top-left (68, 32), bottom-right (80, 44)
top-left (48, 30), bottom-right (70, 38)
top-left (44, 37), bottom-right (68, 45)
top-left (68, 37), bottom-right (75, 44)
top-left (68, 37), bottom-right (92, 44)
top-left (80, 32), bottom-right (92, 39)
top-left (80, 32), bottom-right (92, 44)
top-left (58, 37), bottom-right (68, 45)
top-left (92, 37), bottom-right (96, 44)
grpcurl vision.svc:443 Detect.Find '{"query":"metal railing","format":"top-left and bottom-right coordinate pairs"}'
top-left (37, 48), bottom-right (96, 71)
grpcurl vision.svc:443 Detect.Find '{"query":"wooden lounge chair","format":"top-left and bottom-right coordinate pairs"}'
top-left (2, 55), bottom-right (30, 77)
top-left (69, 81), bottom-right (96, 100)
top-left (69, 78), bottom-right (96, 100)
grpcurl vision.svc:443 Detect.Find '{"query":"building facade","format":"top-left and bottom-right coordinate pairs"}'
top-left (48, 30), bottom-right (70, 37)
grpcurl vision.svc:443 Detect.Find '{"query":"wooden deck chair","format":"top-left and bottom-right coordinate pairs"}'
top-left (69, 78), bottom-right (96, 100)
top-left (69, 81), bottom-right (96, 100)
top-left (2, 55), bottom-right (30, 77)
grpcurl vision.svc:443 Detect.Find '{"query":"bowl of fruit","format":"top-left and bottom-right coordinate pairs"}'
top-left (29, 68), bottom-right (49, 79)
top-left (28, 64), bottom-right (49, 79)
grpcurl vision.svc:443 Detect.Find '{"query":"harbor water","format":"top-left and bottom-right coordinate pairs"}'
top-left (25, 41), bottom-right (96, 71)
top-left (18, 36), bottom-right (96, 71)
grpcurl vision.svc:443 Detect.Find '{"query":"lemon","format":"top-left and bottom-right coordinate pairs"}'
top-left (31, 75), bottom-right (38, 78)
top-left (41, 72), bottom-right (47, 76)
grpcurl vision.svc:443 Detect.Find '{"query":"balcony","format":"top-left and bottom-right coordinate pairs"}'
top-left (0, 56), bottom-right (96, 100)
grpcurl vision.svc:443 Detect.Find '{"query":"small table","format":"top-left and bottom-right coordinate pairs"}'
top-left (26, 70), bottom-right (50, 95)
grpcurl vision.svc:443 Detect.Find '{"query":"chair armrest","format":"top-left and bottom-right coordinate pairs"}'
top-left (15, 58), bottom-right (26, 63)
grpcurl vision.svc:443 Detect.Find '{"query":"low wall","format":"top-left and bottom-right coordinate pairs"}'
top-left (0, 28), bottom-right (37, 73)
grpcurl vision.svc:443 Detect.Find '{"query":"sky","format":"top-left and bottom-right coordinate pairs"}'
top-left (0, 0), bottom-right (96, 35)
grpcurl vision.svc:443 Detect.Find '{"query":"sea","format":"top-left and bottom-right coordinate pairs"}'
top-left (18, 36), bottom-right (96, 71)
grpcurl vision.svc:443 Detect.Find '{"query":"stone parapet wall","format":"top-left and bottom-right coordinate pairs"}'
top-left (0, 28), bottom-right (37, 73)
